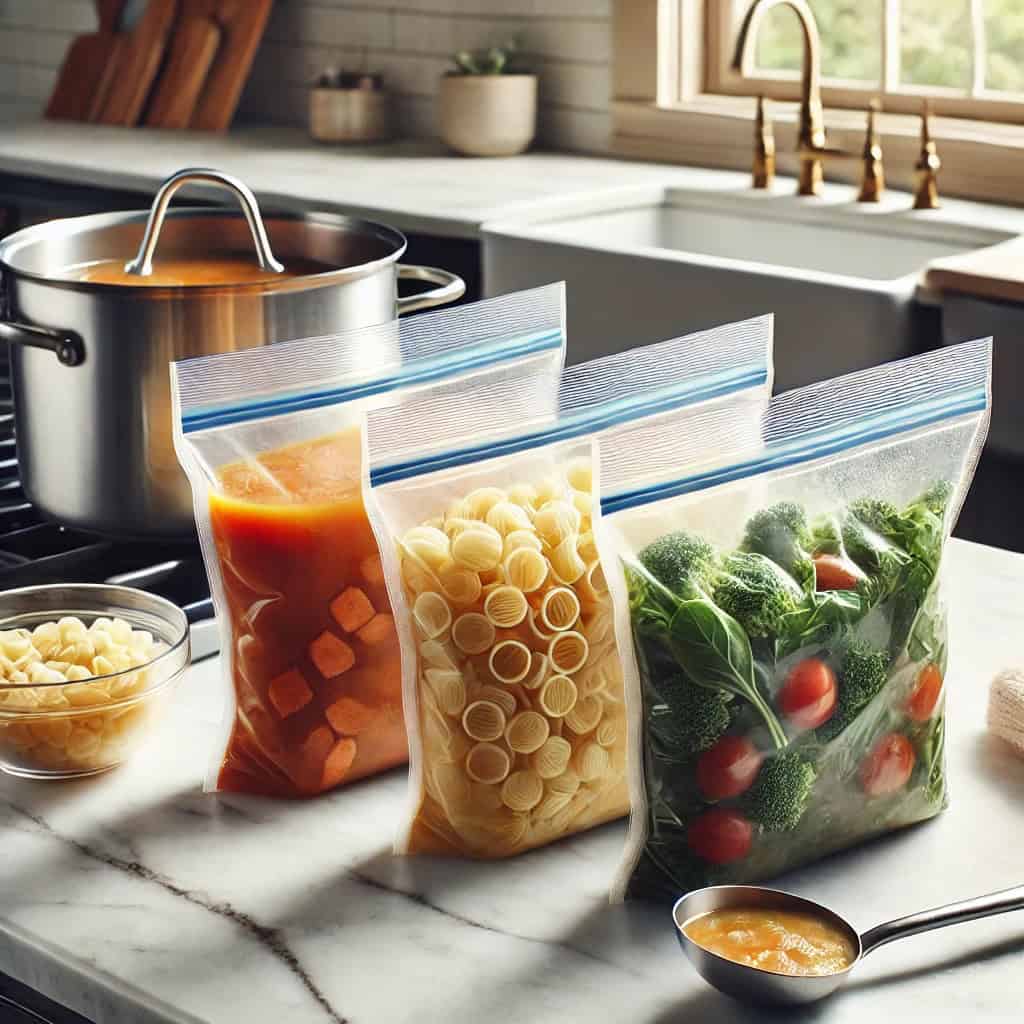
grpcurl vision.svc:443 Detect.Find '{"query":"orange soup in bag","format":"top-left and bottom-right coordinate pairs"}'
top-left (209, 427), bottom-right (406, 797)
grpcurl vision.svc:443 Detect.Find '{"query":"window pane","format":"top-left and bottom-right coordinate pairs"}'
top-left (738, 0), bottom-right (882, 83)
top-left (900, 0), bottom-right (971, 90)
top-left (986, 0), bottom-right (1024, 93)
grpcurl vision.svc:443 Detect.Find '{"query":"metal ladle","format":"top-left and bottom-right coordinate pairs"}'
top-left (673, 883), bottom-right (1024, 1007)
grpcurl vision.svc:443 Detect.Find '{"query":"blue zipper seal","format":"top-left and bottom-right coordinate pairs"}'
top-left (370, 364), bottom-right (767, 486)
top-left (181, 328), bottom-right (563, 434)
top-left (601, 385), bottom-right (987, 515)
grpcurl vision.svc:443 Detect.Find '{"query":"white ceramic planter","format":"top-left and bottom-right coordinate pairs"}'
top-left (438, 75), bottom-right (537, 157)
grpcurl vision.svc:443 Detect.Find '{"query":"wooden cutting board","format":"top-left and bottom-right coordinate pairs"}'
top-left (145, 0), bottom-right (222, 129)
top-left (190, 0), bottom-right (273, 132)
top-left (925, 236), bottom-right (1024, 304)
top-left (96, 0), bottom-right (179, 126)
top-left (45, 0), bottom-right (126, 121)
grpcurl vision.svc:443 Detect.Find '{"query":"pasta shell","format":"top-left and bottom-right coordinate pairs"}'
top-left (488, 640), bottom-right (532, 684)
top-left (531, 735), bottom-right (572, 779)
top-left (452, 613), bottom-right (496, 655)
top-left (485, 500), bottom-right (533, 535)
top-left (534, 476), bottom-right (564, 507)
top-left (442, 516), bottom-right (479, 539)
top-left (505, 710), bottom-right (550, 754)
top-left (462, 700), bottom-right (507, 742)
top-left (526, 608), bottom-right (556, 647)
top-left (566, 458), bottom-right (593, 494)
top-left (577, 653), bottom-right (620, 698)
top-left (445, 497), bottom-right (475, 521)
top-left (476, 684), bottom-right (518, 718)
top-left (503, 530), bottom-right (543, 557)
top-left (401, 526), bottom-right (451, 568)
top-left (504, 547), bottom-right (548, 593)
top-left (500, 769), bottom-right (544, 812)
top-left (521, 651), bottom-right (549, 691)
top-left (425, 668), bottom-right (467, 716)
top-left (451, 526), bottom-right (503, 572)
top-left (549, 537), bottom-right (586, 585)
top-left (579, 561), bottom-right (609, 601)
top-left (539, 674), bottom-right (578, 718)
top-left (547, 769), bottom-right (580, 797)
top-left (571, 489), bottom-right (592, 521)
top-left (401, 556), bottom-right (438, 595)
top-left (540, 587), bottom-right (581, 632)
top-left (534, 791), bottom-right (574, 821)
top-left (576, 742), bottom-right (610, 783)
top-left (581, 605), bottom-right (615, 647)
top-left (577, 531), bottom-right (599, 564)
top-left (508, 483), bottom-right (539, 509)
top-left (465, 742), bottom-right (511, 784)
top-left (534, 500), bottom-right (580, 548)
top-left (420, 639), bottom-right (460, 671)
top-left (465, 487), bottom-right (507, 520)
top-left (548, 631), bottom-right (589, 675)
top-left (438, 565), bottom-right (483, 606)
top-left (483, 586), bottom-right (529, 629)
top-left (412, 591), bottom-right (453, 639)
top-left (595, 719), bottom-right (620, 748)
top-left (565, 694), bottom-right (603, 734)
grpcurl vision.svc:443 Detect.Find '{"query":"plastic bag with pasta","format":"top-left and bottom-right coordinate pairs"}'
top-left (171, 285), bottom-right (566, 798)
top-left (604, 341), bottom-right (992, 902)
top-left (365, 315), bottom-right (775, 856)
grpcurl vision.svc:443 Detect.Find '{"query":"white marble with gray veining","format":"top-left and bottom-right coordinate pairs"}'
top-left (2, 537), bottom-right (1024, 1024)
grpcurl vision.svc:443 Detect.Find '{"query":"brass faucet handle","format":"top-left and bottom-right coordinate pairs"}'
top-left (752, 95), bottom-right (776, 190)
top-left (913, 100), bottom-right (941, 209)
top-left (857, 98), bottom-right (884, 203)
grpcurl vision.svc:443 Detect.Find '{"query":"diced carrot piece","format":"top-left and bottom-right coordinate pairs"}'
top-left (360, 554), bottom-right (385, 586)
top-left (357, 613), bottom-right (394, 647)
top-left (321, 737), bottom-right (358, 789)
top-left (267, 668), bottom-right (313, 718)
top-left (329, 586), bottom-right (375, 633)
top-left (309, 631), bottom-right (356, 679)
top-left (301, 724), bottom-right (335, 764)
top-left (326, 696), bottom-right (376, 736)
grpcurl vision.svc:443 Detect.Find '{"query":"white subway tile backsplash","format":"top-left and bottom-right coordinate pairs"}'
top-left (2, 0), bottom-right (614, 155)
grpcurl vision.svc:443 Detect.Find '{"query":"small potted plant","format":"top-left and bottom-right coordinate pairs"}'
top-left (438, 40), bottom-right (537, 157)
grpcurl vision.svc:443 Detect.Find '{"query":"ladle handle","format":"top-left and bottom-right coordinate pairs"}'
top-left (861, 883), bottom-right (1024, 957)
top-left (124, 167), bottom-right (284, 277)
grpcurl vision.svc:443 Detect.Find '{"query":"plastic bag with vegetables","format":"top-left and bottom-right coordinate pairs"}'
top-left (604, 339), bottom-right (991, 900)
top-left (364, 316), bottom-right (773, 857)
top-left (171, 284), bottom-right (566, 798)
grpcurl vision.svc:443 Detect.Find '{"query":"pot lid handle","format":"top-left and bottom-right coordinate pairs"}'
top-left (124, 167), bottom-right (284, 277)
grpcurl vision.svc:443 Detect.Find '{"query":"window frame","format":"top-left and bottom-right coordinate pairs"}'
top-left (704, 0), bottom-right (1024, 124)
top-left (612, 0), bottom-right (1024, 206)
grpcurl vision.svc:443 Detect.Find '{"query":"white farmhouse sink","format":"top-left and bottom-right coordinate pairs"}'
top-left (483, 185), bottom-right (1012, 391)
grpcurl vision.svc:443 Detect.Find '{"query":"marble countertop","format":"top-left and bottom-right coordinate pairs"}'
top-left (2, 536), bottom-right (1024, 1024)
top-left (2, 117), bottom-right (1022, 245)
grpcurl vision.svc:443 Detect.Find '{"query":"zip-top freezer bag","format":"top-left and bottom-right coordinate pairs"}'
top-left (171, 284), bottom-right (566, 798)
top-left (365, 315), bottom-right (774, 857)
top-left (606, 339), bottom-right (992, 902)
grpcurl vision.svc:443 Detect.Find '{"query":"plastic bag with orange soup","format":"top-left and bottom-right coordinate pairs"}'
top-left (364, 315), bottom-right (773, 856)
top-left (171, 284), bottom-right (566, 797)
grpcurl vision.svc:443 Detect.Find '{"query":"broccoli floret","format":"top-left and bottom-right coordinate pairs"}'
top-left (810, 514), bottom-right (844, 556)
top-left (638, 530), bottom-right (717, 596)
top-left (743, 751), bottom-right (817, 831)
top-left (916, 480), bottom-right (953, 519)
top-left (742, 501), bottom-right (814, 589)
top-left (649, 674), bottom-right (732, 755)
top-left (817, 641), bottom-right (889, 742)
top-left (713, 552), bottom-right (803, 639)
top-left (842, 507), bottom-right (910, 600)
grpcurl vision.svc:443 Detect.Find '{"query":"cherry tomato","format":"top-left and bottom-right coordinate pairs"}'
top-left (813, 553), bottom-right (863, 591)
top-left (907, 663), bottom-right (943, 722)
top-left (778, 658), bottom-right (838, 730)
top-left (696, 736), bottom-right (764, 800)
top-left (687, 808), bottom-right (753, 865)
top-left (860, 732), bottom-right (916, 796)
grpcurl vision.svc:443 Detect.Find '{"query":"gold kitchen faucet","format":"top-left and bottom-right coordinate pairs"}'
top-left (733, 0), bottom-right (939, 205)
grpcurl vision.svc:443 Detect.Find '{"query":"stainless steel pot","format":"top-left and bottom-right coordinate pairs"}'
top-left (0, 168), bottom-right (465, 538)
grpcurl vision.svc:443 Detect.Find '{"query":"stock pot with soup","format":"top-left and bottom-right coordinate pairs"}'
top-left (0, 168), bottom-right (465, 537)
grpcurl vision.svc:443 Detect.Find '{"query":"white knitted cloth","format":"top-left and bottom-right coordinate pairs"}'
top-left (988, 669), bottom-right (1024, 756)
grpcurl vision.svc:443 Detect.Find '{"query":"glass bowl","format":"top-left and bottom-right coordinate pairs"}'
top-left (0, 584), bottom-right (190, 779)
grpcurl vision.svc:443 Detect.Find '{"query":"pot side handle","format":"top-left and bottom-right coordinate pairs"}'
top-left (396, 264), bottom-right (466, 316)
top-left (0, 320), bottom-right (85, 367)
